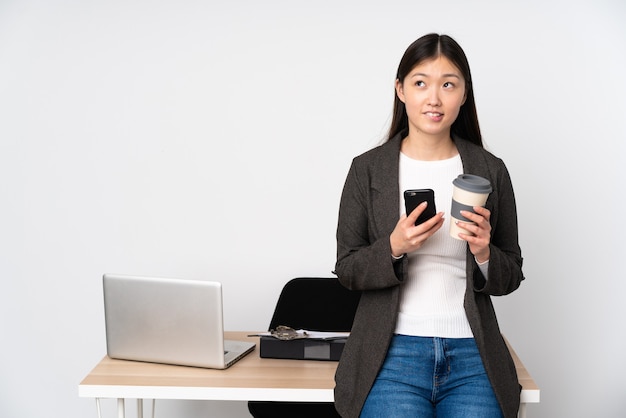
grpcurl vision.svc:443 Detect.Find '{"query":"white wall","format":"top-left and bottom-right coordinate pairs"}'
top-left (1, 1), bottom-right (624, 417)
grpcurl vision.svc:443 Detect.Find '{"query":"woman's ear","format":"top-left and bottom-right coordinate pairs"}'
top-left (395, 79), bottom-right (405, 103)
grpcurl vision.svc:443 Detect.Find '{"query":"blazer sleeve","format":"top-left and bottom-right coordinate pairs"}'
top-left (334, 158), bottom-right (405, 291)
top-left (474, 160), bottom-right (525, 296)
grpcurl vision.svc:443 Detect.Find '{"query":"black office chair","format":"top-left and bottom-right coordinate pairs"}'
top-left (247, 277), bottom-right (361, 418)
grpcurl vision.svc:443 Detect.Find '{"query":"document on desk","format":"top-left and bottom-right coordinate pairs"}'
top-left (249, 330), bottom-right (350, 340)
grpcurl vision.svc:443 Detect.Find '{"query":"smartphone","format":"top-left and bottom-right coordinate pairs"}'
top-left (404, 189), bottom-right (436, 226)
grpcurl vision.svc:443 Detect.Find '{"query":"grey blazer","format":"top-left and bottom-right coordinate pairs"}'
top-left (334, 133), bottom-right (525, 418)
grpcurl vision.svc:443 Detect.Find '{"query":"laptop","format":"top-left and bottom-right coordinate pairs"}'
top-left (102, 274), bottom-right (255, 369)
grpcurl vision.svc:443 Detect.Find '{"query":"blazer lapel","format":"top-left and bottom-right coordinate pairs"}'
top-left (455, 136), bottom-right (489, 178)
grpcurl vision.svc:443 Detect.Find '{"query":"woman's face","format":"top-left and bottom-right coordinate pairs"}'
top-left (396, 56), bottom-right (466, 140)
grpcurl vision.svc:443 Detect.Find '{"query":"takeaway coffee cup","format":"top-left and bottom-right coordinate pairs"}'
top-left (449, 174), bottom-right (492, 239)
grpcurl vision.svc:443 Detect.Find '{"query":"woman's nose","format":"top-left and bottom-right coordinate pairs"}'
top-left (427, 87), bottom-right (441, 106)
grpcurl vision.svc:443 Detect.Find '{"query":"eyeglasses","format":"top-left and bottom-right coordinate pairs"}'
top-left (269, 325), bottom-right (309, 341)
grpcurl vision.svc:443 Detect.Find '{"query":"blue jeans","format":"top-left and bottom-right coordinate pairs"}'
top-left (360, 334), bottom-right (503, 418)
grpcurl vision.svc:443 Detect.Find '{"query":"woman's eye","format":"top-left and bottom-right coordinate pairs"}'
top-left (415, 80), bottom-right (425, 87)
top-left (443, 82), bottom-right (454, 88)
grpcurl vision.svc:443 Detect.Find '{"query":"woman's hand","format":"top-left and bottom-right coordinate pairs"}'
top-left (390, 202), bottom-right (444, 257)
top-left (456, 206), bottom-right (491, 262)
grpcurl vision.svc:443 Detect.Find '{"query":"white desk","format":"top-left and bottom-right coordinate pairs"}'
top-left (79, 332), bottom-right (539, 417)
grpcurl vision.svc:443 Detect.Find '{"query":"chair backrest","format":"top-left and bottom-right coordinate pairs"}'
top-left (268, 277), bottom-right (361, 332)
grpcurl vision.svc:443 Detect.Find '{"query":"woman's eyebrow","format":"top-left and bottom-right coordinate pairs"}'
top-left (409, 72), bottom-right (461, 79)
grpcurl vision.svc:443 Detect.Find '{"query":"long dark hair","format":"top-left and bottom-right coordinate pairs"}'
top-left (387, 33), bottom-right (483, 147)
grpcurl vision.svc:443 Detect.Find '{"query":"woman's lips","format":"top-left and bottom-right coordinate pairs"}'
top-left (425, 111), bottom-right (443, 121)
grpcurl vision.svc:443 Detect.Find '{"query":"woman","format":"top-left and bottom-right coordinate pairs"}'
top-left (334, 33), bottom-right (525, 418)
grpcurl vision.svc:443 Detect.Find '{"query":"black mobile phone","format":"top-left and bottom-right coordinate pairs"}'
top-left (404, 189), bottom-right (436, 226)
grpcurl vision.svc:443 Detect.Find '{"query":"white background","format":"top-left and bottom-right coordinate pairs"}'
top-left (1, 1), bottom-right (624, 417)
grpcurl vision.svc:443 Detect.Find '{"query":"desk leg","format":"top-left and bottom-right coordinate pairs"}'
top-left (518, 402), bottom-right (527, 418)
top-left (117, 398), bottom-right (125, 418)
top-left (95, 397), bottom-right (148, 418)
